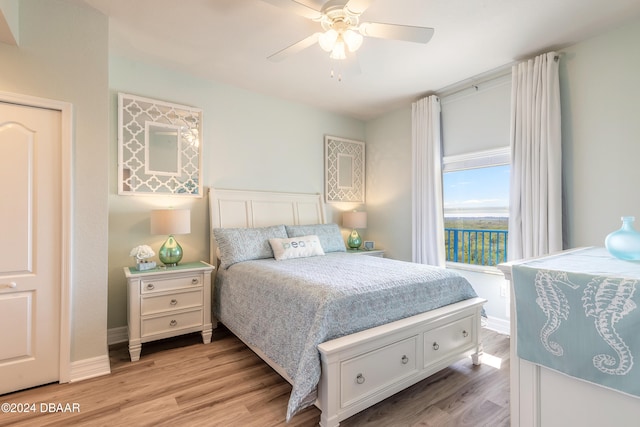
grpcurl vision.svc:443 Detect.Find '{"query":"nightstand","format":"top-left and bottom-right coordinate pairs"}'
top-left (123, 261), bottom-right (215, 361)
top-left (346, 249), bottom-right (385, 258)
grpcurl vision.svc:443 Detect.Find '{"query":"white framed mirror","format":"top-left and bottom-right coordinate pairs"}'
top-left (325, 135), bottom-right (365, 203)
top-left (118, 93), bottom-right (203, 197)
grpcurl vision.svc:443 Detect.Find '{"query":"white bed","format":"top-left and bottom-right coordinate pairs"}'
top-left (209, 188), bottom-right (486, 427)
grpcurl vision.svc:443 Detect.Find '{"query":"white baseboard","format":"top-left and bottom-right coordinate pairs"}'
top-left (485, 316), bottom-right (510, 336)
top-left (108, 326), bottom-right (128, 345)
top-left (69, 354), bottom-right (111, 382)
top-left (68, 328), bottom-right (125, 383)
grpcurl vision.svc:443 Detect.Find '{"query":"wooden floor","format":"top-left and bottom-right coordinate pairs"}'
top-left (0, 327), bottom-right (509, 427)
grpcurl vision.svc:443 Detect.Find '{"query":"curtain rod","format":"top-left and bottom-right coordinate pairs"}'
top-left (435, 61), bottom-right (514, 99)
top-left (436, 52), bottom-right (563, 99)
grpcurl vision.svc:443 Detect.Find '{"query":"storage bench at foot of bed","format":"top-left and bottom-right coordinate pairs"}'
top-left (317, 297), bottom-right (486, 427)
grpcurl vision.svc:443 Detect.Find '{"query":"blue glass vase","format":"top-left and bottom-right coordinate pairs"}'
top-left (605, 216), bottom-right (640, 260)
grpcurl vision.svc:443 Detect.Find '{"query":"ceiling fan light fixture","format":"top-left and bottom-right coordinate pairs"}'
top-left (343, 29), bottom-right (363, 52)
top-left (329, 39), bottom-right (346, 59)
top-left (319, 27), bottom-right (362, 59)
top-left (266, 0), bottom-right (435, 62)
top-left (318, 29), bottom-right (338, 52)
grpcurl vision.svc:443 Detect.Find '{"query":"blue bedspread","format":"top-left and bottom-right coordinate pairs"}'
top-left (213, 252), bottom-right (480, 420)
top-left (512, 247), bottom-right (640, 398)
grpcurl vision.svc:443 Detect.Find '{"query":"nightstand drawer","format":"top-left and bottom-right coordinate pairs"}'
top-left (141, 289), bottom-right (203, 315)
top-left (141, 309), bottom-right (203, 338)
top-left (141, 274), bottom-right (202, 294)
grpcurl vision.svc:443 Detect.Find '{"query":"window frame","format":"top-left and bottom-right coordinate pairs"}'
top-left (443, 147), bottom-right (510, 172)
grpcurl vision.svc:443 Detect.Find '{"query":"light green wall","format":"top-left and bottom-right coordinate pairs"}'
top-left (560, 18), bottom-right (640, 248)
top-left (0, 0), bottom-right (109, 361)
top-left (108, 56), bottom-right (366, 329)
top-left (364, 106), bottom-right (413, 262)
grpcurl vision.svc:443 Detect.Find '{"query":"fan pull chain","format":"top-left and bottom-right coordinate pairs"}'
top-left (330, 68), bottom-right (343, 82)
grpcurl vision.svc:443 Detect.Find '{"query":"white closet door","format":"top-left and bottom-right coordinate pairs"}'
top-left (0, 101), bottom-right (62, 393)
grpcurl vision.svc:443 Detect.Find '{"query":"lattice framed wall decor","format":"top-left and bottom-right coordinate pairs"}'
top-left (324, 135), bottom-right (365, 203)
top-left (118, 93), bottom-right (203, 197)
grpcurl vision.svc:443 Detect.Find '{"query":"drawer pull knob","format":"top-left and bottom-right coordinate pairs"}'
top-left (170, 299), bottom-right (178, 306)
top-left (146, 283), bottom-right (155, 290)
top-left (401, 355), bottom-right (409, 364)
top-left (462, 330), bottom-right (469, 338)
top-left (433, 342), bottom-right (440, 351)
top-left (356, 373), bottom-right (365, 384)
top-left (170, 320), bottom-right (178, 327)
top-left (191, 278), bottom-right (199, 285)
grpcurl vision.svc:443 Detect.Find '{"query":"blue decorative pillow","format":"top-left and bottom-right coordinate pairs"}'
top-left (213, 225), bottom-right (287, 269)
top-left (285, 223), bottom-right (346, 253)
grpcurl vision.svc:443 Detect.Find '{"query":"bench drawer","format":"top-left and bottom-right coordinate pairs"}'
top-left (423, 315), bottom-right (474, 368)
top-left (340, 336), bottom-right (418, 408)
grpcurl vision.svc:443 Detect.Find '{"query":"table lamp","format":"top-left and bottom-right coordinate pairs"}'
top-left (150, 208), bottom-right (190, 266)
top-left (343, 211), bottom-right (367, 249)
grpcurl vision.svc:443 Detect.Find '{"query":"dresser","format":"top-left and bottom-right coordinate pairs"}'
top-left (124, 261), bottom-right (215, 361)
top-left (498, 248), bottom-right (640, 427)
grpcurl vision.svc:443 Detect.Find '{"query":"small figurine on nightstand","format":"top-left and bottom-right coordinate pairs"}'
top-left (130, 245), bottom-right (157, 271)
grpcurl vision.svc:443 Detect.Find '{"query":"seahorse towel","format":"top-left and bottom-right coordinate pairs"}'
top-left (512, 247), bottom-right (640, 398)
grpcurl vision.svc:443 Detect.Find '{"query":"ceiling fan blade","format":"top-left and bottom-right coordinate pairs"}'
top-left (268, 32), bottom-right (321, 62)
top-left (344, 0), bottom-right (375, 15)
top-left (260, 0), bottom-right (322, 20)
top-left (360, 22), bottom-right (434, 44)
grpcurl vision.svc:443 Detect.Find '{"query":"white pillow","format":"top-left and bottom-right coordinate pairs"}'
top-left (285, 223), bottom-right (346, 252)
top-left (268, 235), bottom-right (325, 261)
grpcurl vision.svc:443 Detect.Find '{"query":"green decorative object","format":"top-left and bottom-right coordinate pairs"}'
top-left (343, 210), bottom-right (367, 250)
top-left (347, 229), bottom-right (362, 249)
top-left (158, 235), bottom-right (183, 266)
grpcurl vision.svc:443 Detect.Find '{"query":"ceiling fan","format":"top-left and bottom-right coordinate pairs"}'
top-left (263, 0), bottom-right (434, 62)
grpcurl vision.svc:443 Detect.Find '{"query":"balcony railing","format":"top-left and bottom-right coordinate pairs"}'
top-left (445, 228), bottom-right (508, 266)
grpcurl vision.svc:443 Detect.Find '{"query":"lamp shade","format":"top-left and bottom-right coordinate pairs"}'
top-left (343, 211), bottom-right (367, 229)
top-left (150, 209), bottom-right (191, 235)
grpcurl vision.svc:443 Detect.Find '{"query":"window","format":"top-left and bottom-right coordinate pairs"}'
top-left (443, 148), bottom-right (509, 267)
top-left (440, 74), bottom-right (511, 268)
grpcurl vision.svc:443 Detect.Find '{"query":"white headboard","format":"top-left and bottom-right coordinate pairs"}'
top-left (208, 188), bottom-right (326, 264)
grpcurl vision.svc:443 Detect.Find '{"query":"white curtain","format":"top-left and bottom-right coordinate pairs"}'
top-left (508, 52), bottom-right (563, 260)
top-left (412, 95), bottom-right (445, 266)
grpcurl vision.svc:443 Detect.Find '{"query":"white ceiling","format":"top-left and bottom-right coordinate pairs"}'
top-left (76, 0), bottom-right (640, 120)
